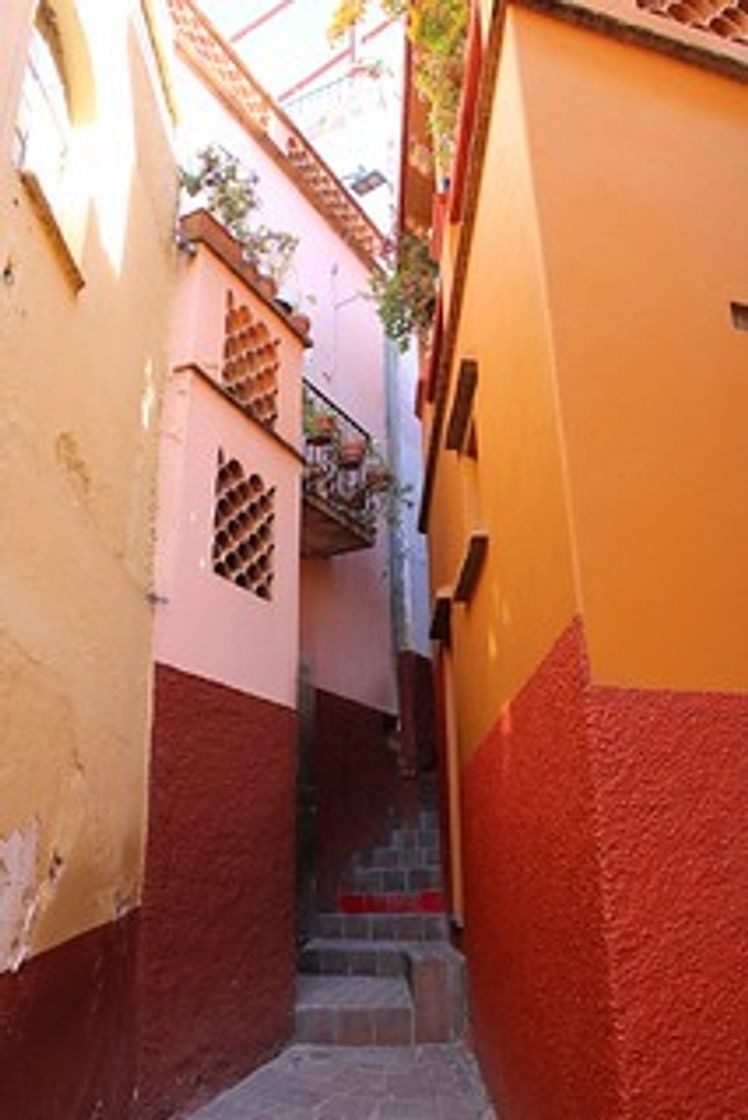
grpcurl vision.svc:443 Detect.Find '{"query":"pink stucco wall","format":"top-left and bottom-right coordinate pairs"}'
top-left (173, 58), bottom-right (397, 717)
top-left (155, 243), bottom-right (303, 709)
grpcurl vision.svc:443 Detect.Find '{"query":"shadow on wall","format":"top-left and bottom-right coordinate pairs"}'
top-left (312, 689), bottom-right (401, 911)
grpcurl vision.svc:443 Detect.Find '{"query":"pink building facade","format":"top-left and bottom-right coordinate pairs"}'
top-left (134, 5), bottom-right (407, 1113)
top-left (138, 209), bottom-right (309, 1118)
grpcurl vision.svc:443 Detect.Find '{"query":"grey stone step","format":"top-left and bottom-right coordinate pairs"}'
top-left (339, 865), bottom-right (443, 894)
top-left (313, 912), bottom-right (450, 942)
top-left (295, 974), bottom-right (414, 1046)
top-left (353, 844), bottom-right (441, 870)
top-left (300, 937), bottom-right (418, 977)
top-left (295, 944), bottom-right (467, 1046)
top-left (390, 827), bottom-right (441, 850)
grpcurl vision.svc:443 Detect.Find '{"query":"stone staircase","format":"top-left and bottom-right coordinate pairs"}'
top-left (295, 798), bottom-right (466, 1046)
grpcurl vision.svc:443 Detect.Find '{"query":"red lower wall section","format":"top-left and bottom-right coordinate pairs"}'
top-left (312, 689), bottom-right (400, 910)
top-left (461, 617), bottom-right (748, 1119)
top-left (397, 650), bottom-right (437, 776)
top-left (137, 664), bottom-right (297, 1120)
top-left (461, 620), bottom-right (622, 1119)
top-left (588, 685), bottom-right (748, 1119)
top-left (0, 911), bottom-right (138, 1120)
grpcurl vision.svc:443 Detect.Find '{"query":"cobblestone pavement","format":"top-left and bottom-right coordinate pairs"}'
top-left (189, 1043), bottom-right (496, 1119)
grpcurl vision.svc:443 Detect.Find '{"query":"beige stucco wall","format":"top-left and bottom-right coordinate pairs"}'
top-left (0, 0), bottom-right (176, 966)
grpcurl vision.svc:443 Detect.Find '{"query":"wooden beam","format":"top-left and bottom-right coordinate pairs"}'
top-left (429, 592), bottom-right (452, 644)
top-left (454, 530), bottom-right (489, 603)
top-left (445, 358), bottom-right (478, 452)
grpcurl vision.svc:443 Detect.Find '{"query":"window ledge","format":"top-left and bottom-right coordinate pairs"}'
top-left (19, 169), bottom-right (85, 293)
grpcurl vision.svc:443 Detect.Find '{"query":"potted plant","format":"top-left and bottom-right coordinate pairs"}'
top-left (305, 412), bottom-right (338, 446)
top-left (180, 145), bottom-right (299, 285)
top-left (370, 232), bottom-right (439, 351)
top-left (303, 386), bottom-right (339, 445)
top-left (365, 462), bottom-right (394, 492)
top-left (337, 435), bottom-right (368, 469)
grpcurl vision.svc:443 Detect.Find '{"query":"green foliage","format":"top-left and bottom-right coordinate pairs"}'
top-left (369, 233), bottom-right (438, 352)
top-left (328, 0), bottom-right (468, 177)
top-left (180, 145), bottom-right (299, 284)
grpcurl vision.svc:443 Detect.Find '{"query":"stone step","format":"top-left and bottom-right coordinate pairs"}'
top-left (353, 844), bottom-right (441, 870)
top-left (295, 974), bottom-right (414, 1046)
top-left (313, 911), bottom-right (450, 942)
top-left (300, 937), bottom-right (417, 978)
top-left (295, 945), bottom-right (467, 1046)
top-left (340, 865), bottom-right (443, 894)
top-left (389, 826), bottom-right (441, 851)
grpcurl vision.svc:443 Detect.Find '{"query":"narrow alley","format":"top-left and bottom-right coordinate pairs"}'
top-left (2, 0), bottom-right (747, 1118)
top-left (189, 1045), bottom-right (494, 1120)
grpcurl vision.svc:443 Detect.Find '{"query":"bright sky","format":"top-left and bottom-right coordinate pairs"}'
top-left (197, 1), bottom-right (386, 100)
top-left (196, 1), bottom-right (405, 231)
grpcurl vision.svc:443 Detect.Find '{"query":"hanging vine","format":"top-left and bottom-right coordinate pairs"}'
top-left (328, 0), bottom-right (469, 180)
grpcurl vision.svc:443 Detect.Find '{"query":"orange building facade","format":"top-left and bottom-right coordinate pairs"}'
top-left (412, 0), bottom-right (748, 1115)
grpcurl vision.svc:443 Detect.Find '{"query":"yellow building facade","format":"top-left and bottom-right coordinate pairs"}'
top-left (0, 1), bottom-right (176, 1112)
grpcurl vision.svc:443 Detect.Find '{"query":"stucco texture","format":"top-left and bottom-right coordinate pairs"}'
top-left (588, 685), bottom-right (748, 1118)
top-left (462, 619), bottom-right (621, 1120)
top-left (462, 618), bottom-right (748, 1118)
top-left (137, 664), bottom-right (297, 1120)
top-left (0, 911), bottom-right (139, 1120)
top-left (0, 0), bottom-right (176, 962)
top-left (312, 688), bottom-right (400, 910)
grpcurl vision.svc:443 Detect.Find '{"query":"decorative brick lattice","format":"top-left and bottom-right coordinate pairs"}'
top-left (636, 0), bottom-right (748, 44)
top-left (166, 0), bottom-right (270, 129)
top-left (213, 452), bottom-right (275, 600)
top-left (222, 291), bottom-right (280, 429)
top-left (286, 137), bottom-right (381, 259)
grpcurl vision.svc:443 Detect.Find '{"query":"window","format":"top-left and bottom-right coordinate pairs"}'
top-left (14, 2), bottom-right (72, 219)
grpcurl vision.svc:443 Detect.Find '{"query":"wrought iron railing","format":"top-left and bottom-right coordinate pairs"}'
top-left (302, 380), bottom-right (386, 545)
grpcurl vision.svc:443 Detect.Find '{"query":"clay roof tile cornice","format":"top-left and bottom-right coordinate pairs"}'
top-left (166, 0), bottom-right (385, 269)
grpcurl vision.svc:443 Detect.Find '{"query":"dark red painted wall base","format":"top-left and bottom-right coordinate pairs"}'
top-left (462, 620), bottom-right (621, 1120)
top-left (462, 618), bottom-right (748, 1119)
top-left (588, 684), bottom-right (748, 1119)
top-left (137, 664), bottom-right (297, 1120)
top-left (312, 689), bottom-right (399, 910)
top-left (397, 650), bottom-right (436, 776)
top-left (0, 911), bottom-right (138, 1120)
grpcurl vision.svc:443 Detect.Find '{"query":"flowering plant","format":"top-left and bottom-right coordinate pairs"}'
top-left (328, 0), bottom-right (468, 179)
top-left (180, 145), bottom-right (298, 284)
top-left (370, 233), bottom-right (438, 351)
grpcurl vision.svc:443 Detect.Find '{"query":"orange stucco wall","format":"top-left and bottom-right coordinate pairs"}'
top-left (429, 18), bottom-right (578, 761)
top-left (517, 7), bottom-right (748, 692)
top-left (424, 7), bottom-right (748, 1116)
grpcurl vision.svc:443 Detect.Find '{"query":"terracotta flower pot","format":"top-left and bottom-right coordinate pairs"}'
top-left (338, 437), bottom-right (367, 469)
top-left (306, 414), bottom-right (338, 445)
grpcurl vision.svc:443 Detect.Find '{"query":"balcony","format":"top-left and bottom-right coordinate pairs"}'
top-left (301, 381), bottom-right (384, 558)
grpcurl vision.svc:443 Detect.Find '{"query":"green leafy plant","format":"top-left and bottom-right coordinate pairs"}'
top-left (370, 232), bottom-right (438, 351)
top-left (303, 393), bottom-right (339, 445)
top-left (329, 0), bottom-right (468, 179)
top-left (361, 449), bottom-right (414, 526)
top-left (180, 145), bottom-right (299, 284)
